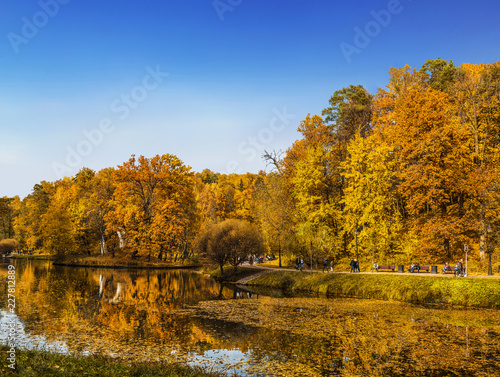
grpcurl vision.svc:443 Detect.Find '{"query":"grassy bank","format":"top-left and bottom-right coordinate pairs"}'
top-left (11, 254), bottom-right (55, 260)
top-left (249, 271), bottom-right (500, 309)
top-left (52, 254), bottom-right (201, 269)
top-left (0, 346), bottom-right (219, 377)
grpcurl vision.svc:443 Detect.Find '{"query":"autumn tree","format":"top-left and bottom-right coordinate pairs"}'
top-left (253, 168), bottom-right (296, 267)
top-left (38, 178), bottom-right (78, 255)
top-left (377, 79), bottom-right (473, 259)
top-left (341, 130), bottom-right (402, 263)
top-left (77, 167), bottom-right (116, 255)
top-left (0, 239), bottom-right (19, 254)
top-left (196, 219), bottom-right (266, 274)
top-left (108, 154), bottom-right (197, 261)
top-left (0, 197), bottom-right (15, 240)
top-left (450, 62), bottom-right (500, 258)
top-left (16, 181), bottom-right (53, 251)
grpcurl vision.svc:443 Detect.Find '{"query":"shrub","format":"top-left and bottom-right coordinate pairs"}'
top-left (0, 238), bottom-right (19, 254)
top-left (195, 219), bottom-right (266, 274)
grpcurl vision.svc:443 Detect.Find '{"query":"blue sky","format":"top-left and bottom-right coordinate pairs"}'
top-left (1, 0), bottom-right (499, 198)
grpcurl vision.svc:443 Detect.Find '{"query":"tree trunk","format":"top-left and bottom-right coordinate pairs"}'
top-left (479, 231), bottom-right (486, 260)
top-left (100, 234), bottom-right (108, 255)
top-left (479, 205), bottom-right (486, 259)
top-left (278, 238), bottom-right (282, 268)
top-left (444, 238), bottom-right (450, 259)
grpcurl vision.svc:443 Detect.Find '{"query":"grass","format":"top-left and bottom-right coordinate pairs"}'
top-left (249, 270), bottom-right (500, 309)
top-left (0, 346), bottom-right (220, 377)
top-left (51, 253), bottom-right (202, 269)
top-left (11, 254), bottom-right (55, 260)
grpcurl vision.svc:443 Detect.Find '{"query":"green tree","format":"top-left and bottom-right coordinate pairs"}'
top-left (419, 58), bottom-right (456, 91)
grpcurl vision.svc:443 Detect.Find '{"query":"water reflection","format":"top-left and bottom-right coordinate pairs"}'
top-left (1, 260), bottom-right (499, 376)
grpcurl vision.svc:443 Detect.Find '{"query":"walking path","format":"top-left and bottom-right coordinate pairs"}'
top-left (236, 262), bottom-right (499, 283)
top-left (236, 269), bottom-right (273, 284)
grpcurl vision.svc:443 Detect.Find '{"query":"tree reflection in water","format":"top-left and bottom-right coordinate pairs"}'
top-left (1, 260), bottom-right (499, 376)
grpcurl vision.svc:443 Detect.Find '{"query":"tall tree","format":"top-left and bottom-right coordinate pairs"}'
top-left (109, 154), bottom-right (196, 260)
top-left (341, 130), bottom-right (402, 263)
top-left (254, 170), bottom-right (295, 267)
top-left (450, 62), bottom-right (500, 258)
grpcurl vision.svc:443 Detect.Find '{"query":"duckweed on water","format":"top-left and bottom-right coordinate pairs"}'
top-left (189, 297), bottom-right (500, 376)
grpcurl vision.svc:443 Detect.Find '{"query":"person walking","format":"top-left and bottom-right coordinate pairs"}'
top-left (323, 259), bottom-right (328, 273)
top-left (330, 260), bottom-right (334, 273)
top-left (300, 258), bottom-right (304, 272)
top-left (355, 259), bottom-right (360, 273)
top-left (350, 259), bottom-right (356, 273)
top-left (455, 259), bottom-right (464, 277)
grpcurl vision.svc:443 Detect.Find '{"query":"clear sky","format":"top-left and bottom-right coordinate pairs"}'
top-left (1, 0), bottom-right (499, 198)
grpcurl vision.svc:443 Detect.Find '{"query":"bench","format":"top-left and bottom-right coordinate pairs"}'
top-left (408, 265), bottom-right (430, 273)
top-left (376, 264), bottom-right (395, 272)
top-left (443, 267), bottom-right (455, 274)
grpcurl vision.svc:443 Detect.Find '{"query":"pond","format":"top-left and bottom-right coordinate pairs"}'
top-left (1, 259), bottom-right (499, 376)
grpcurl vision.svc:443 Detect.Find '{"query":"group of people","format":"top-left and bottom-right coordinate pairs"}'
top-left (443, 259), bottom-right (466, 277)
top-left (248, 254), bottom-right (276, 264)
top-left (409, 262), bottom-right (420, 273)
top-left (294, 258), bottom-right (305, 271)
top-left (294, 258), bottom-right (337, 272)
top-left (289, 258), bottom-right (466, 276)
top-left (322, 259), bottom-right (335, 272)
top-left (349, 259), bottom-right (360, 273)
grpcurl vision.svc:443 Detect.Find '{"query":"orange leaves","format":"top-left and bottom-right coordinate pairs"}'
top-left (107, 154), bottom-right (196, 258)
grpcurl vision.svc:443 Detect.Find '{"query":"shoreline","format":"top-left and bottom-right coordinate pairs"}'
top-left (240, 269), bottom-right (500, 309)
top-left (52, 261), bottom-right (201, 270)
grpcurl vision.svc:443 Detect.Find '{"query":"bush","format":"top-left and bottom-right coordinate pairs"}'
top-left (0, 238), bottom-right (19, 254)
top-left (195, 219), bottom-right (266, 274)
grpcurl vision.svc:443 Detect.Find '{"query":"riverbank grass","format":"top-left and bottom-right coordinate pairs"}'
top-left (53, 253), bottom-right (202, 269)
top-left (11, 254), bottom-right (55, 260)
top-left (249, 271), bottom-right (500, 309)
top-left (1, 346), bottom-right (219, 377)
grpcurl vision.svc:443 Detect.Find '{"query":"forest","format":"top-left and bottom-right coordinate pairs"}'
top-left (1, 59), bottom-right (499, 266)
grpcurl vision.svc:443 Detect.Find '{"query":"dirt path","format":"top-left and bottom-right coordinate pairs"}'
top-left (236, 269), bottom-right (273, 284)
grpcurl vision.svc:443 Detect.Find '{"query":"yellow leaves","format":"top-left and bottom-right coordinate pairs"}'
top-left (342, 131), bottom-right (402, 257)
top-left (387, 65), bottom-right (427, 99)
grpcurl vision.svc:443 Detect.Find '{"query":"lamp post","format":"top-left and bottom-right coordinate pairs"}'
top-left (487, 225), bottom-right (493, 276)
top-left (354, 228), bottom-right (359, 264)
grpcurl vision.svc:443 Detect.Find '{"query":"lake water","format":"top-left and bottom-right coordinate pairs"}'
top-left (1, 259), bottom-right (499, 376)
